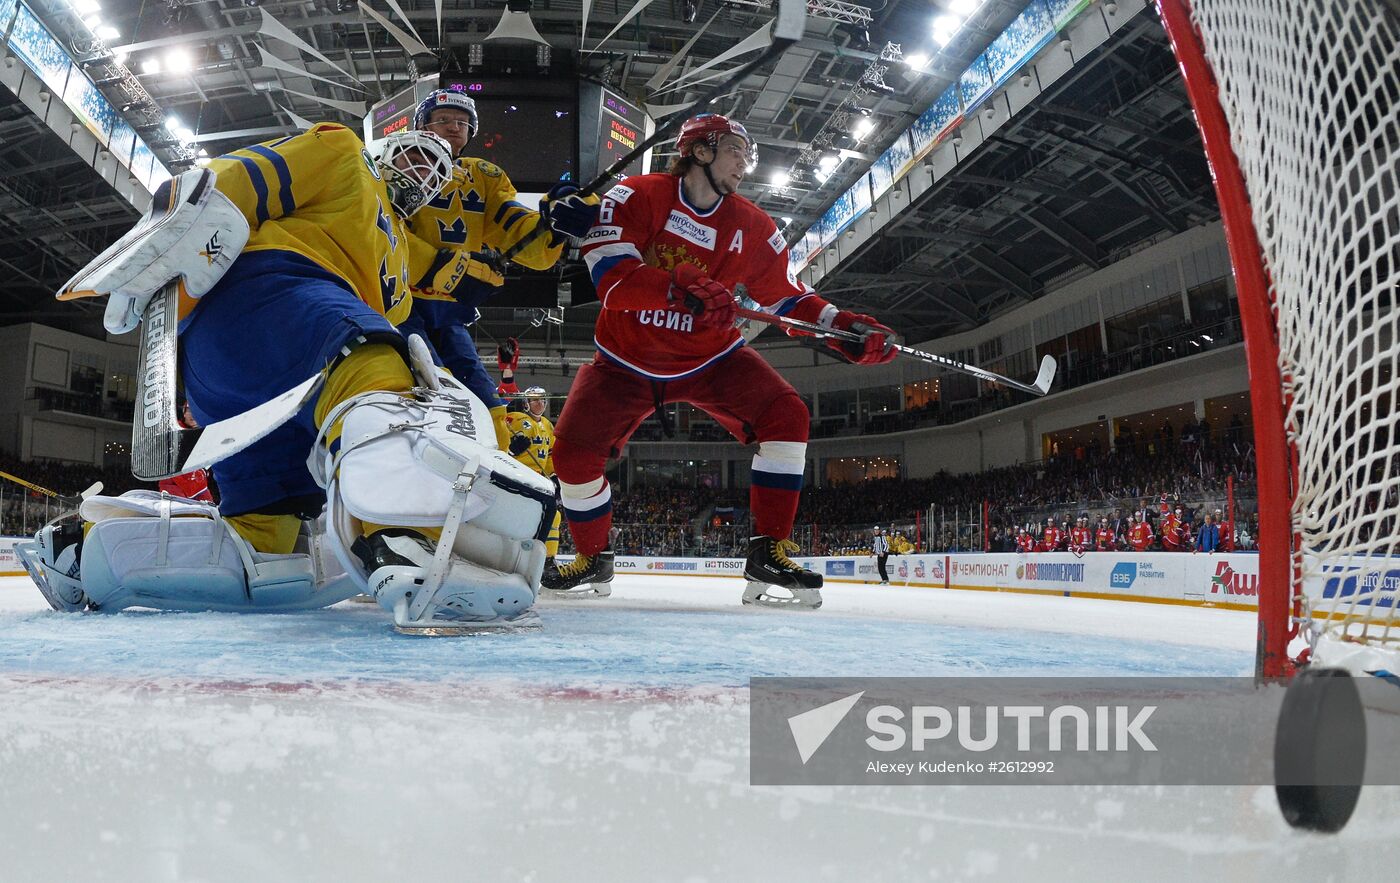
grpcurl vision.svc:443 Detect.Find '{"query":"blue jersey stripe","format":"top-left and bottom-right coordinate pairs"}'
top-left (228, 153), bottom-right (271, 223)
top-left (589, 253), bottom-right (631, 286)
top-left (246, 145), bottom-right (296, 217)
top-left (500, 209), bottom-right (528, 232)
top-left (493, 200), bottom-right (529, 224)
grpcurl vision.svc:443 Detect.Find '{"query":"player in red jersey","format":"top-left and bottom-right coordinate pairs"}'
top-left (1095, 516), bottom-right (1116, 552)
top-left (158, 401), bottom-right (214, 501)
top-left (1129, 513), bottom-right (1155, 551)
top-left (1162, 506), bottom-right (1184, 551)
top-left (1016, 527), bottom-right (1036, 553)
top-left (1039, 518), bottom-right (1062, 553)
top-left (1069, 516), bottom-right (1091, 557)
top-left (546, 113), bottom-right (897, 608)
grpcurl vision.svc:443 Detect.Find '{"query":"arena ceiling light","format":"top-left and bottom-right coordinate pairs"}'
top-left (932, 14), bottom-right (961, 47)
top-left (771, 169), bottom-right (791, 188)
top-left (852, 116), bottom-right (875, 141)
top-left (905, 52), bottom-right (929, 71)
top-left (95, 25), bottom-right (119, 41)
top-left (69, 0), bottom-right (102, 12)
top-left (140, 58), bottom-right (161, 75)
top-left (165, 48), bottom-right (193, 73)
top-left (949, 0), bottom-right (983, 14)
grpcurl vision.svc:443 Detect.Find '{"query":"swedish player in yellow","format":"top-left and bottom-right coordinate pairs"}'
top-left (397, 90), bottom-right (598, 449)
top-left (505, 387), bottom-right (562, 562)
top-left (40, 125), bottom-right (560, 631)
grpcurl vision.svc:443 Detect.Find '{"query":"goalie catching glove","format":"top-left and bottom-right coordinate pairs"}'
top-left (59, 167), bottom-right (250, 335)
top-left (669, 263), bottom-right (738, 330)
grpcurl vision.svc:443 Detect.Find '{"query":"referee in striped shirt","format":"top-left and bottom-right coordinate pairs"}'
top-left (872, 527), bottom-right (891, 585)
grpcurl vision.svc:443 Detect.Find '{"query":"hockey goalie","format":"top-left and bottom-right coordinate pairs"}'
top-left (16, 124), bottom-right (575, 634)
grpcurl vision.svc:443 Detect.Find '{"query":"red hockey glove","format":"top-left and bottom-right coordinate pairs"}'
top-left (829, 311), bottom-right (899, 365)
top-left (669, 263), bottom-right (738, 330)
top-left (497, 337), bottom-right (519, 372)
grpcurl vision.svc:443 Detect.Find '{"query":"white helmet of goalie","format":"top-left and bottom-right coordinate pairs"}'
top-left (373, 130), bottom-right (455, 218)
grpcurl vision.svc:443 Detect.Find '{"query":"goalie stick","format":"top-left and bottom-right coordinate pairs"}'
top-left (732, 291), bottom-right (1057, 397)
top-left (130, 280), bottom-right (325, 481)
top-left (496, 1), bottom-right (808, 266)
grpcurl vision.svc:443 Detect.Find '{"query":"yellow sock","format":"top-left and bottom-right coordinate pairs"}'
top-left (546, 510), bottom-right (561, 558)
top-left (313, 343), bottom-right (414, 448)
top-left (227, 512), bottom-right (302, 555)
top-left (313, 344), bottom-right (418, 540)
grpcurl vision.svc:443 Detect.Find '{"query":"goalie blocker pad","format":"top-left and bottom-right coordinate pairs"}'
top-left (15, 491), bottom-right (359, 614)
top-left (311, 382), bottom-right (557, 619)
top-left (58, 167), bottom-right (250, 332)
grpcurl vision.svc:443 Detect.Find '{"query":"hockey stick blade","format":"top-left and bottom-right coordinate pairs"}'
top-left (498, 1), bottom-right (806, 265)
top-left (1032, 354), bottom-right (1058, 395)
top-left (179, 373), bottom-right (325, 475)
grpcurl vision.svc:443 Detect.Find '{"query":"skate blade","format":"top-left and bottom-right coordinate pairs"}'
top-left (742, 582), bottom-right (822, 610)
top-left (541, 581), bottom-right (613, 600)
top-left (393, 610), bottom-right (542, 635)
top-left (348, 594), bottom-right (378, 604)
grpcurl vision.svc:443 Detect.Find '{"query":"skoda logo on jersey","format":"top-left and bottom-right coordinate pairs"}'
top-left (664, 211), bottom-right (717, 250)
top-left (1110, 562), bottom-right (1138, 589)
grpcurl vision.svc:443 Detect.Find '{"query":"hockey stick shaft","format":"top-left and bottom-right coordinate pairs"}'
top-left (497, 5), bottom-right (807, 265)
top-left (130, 280), bottom-right (184, 481)
top-left (0, 470), bottom-right (59, 498)
top-left (734, 306), bottom-right (1057, 397)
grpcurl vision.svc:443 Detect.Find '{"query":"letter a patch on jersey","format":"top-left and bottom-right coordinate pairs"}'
top-left (728, 230), bottom-right (744, 253)
top-left (664, 211), bottom-right (717, 250)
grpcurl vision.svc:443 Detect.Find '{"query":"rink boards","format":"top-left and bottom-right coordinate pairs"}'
top-left (610, 550), bottom-right (1266, 612)
top-left (6, 534), bottom-right (1380, 614)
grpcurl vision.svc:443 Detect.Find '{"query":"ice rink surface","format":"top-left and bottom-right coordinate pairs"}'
top-left (1, 572), bottom-right (1396, 882)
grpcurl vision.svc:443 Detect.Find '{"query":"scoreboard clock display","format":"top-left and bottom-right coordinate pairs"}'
top-left (579, 82), bottom-right (654, 183)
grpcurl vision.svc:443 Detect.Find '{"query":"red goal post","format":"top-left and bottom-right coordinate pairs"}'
top-left (1157, 0), bottom-right (1400, 679)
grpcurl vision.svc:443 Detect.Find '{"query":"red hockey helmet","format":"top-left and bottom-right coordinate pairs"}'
top-left (675, 113), bottom-right (758, 169)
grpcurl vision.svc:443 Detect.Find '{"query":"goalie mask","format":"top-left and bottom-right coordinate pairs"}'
top-left (374, 130), bottom-right (455, 218)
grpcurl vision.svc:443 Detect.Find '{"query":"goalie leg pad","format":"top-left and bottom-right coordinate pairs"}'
top-left (313, 385), bottom-right (555, 628)
top-left (21, 491), bottom-right (359, 614)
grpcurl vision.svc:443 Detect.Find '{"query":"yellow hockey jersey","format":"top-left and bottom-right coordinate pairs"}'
top-left (204, 123), bottom-right (418, 324)
top-left (407, 157), bottom-right (565, 303)
top-left (503, 411), bottom-right (555, 477)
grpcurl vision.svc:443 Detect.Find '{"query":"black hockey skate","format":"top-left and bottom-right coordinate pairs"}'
top-left (743, 536), bottom-right (823, 610)
top-left (541, 549), bottom-right (613, 598)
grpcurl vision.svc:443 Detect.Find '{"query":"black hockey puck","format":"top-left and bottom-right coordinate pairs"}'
top-left (1273, 667), bottom-right (1367, 833)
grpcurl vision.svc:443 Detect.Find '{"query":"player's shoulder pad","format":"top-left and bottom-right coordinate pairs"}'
top-left (606, 172), bottom-right (672, 203)
top-left (469, 158), bottom-right (505, 180)
top-left (306, 122), bottom-right (358, 144)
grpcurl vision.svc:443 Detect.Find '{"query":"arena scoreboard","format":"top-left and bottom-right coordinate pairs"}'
top-left (363, 76), bottom-right (438, 151)
top-left (579, 82), bottom-right (653, 183)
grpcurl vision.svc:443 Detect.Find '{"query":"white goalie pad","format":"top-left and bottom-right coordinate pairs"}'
top-left (18, 491), bottom-right (358, 614)
top-left (60, 168), bottom-right (250, 334)
top-left (312, 385), bottom-right (556, 629)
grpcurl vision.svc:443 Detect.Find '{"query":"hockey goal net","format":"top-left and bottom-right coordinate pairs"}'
top-left (1156, 0), bottom-right (1400, 678)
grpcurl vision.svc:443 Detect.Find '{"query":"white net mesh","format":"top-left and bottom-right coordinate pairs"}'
top-left (1187, 0), bottom-right (1400, 653)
